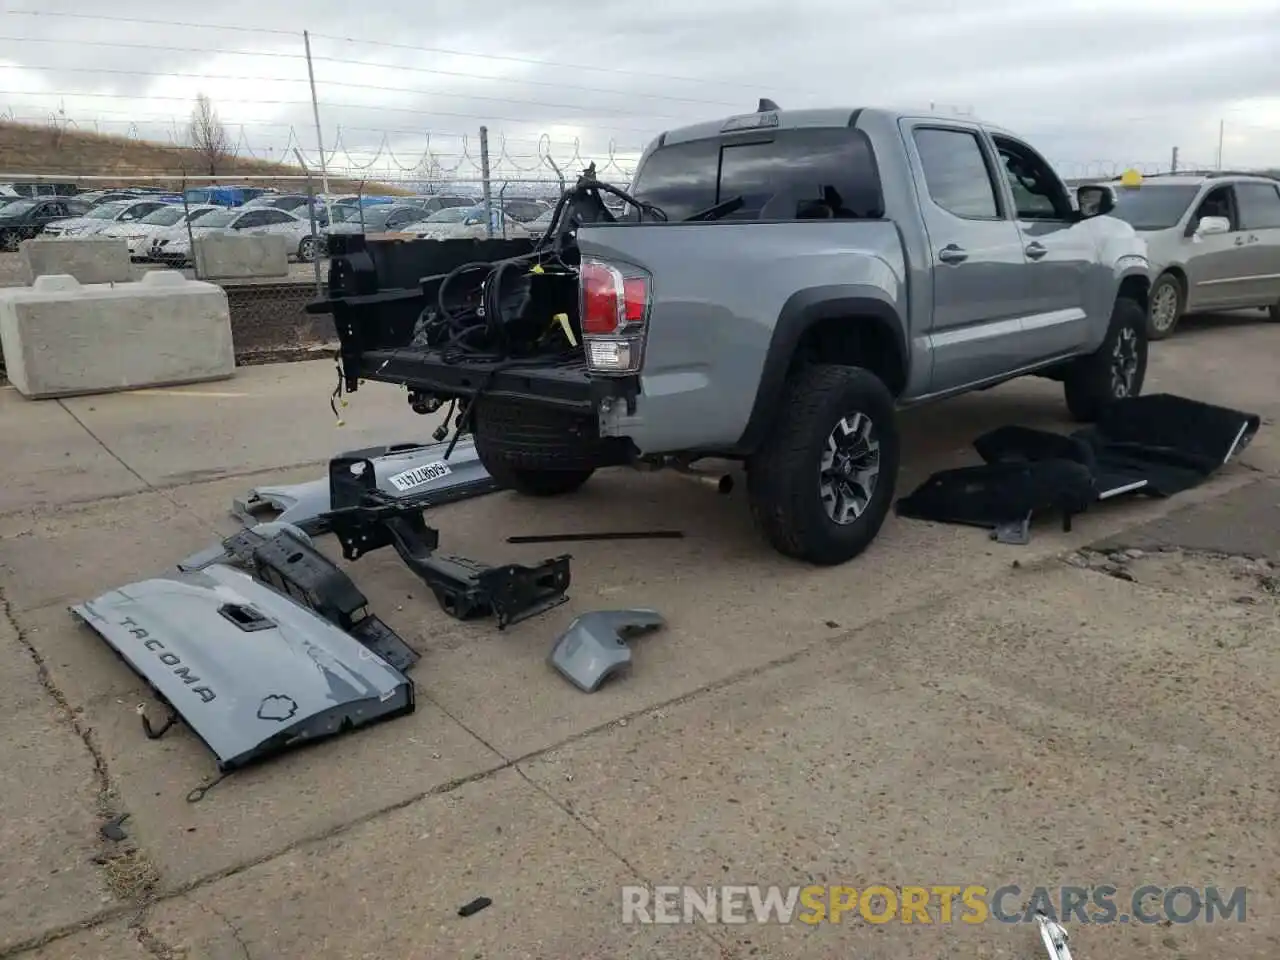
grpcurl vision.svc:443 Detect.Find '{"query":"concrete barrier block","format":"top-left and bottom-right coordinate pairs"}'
top-left (19, 237), bottom-right (133, 285)
top-left (0, 272), bottom-right (235, 399)
top-left (194, 233), bottom-right (289, 280)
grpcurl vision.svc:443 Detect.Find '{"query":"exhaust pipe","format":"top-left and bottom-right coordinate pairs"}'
top-left (672, 465), bottom-right (734, 495)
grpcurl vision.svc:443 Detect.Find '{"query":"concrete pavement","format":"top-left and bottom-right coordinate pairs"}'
top-left (0, 310), bottom-right (1277, 959)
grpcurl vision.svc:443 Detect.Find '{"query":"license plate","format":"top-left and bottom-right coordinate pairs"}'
top-left (388, 461), bottom-right (452, 492)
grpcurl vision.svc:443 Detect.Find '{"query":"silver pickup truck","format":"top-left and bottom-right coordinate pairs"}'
top-left (324, 104), bottom-right (1153, 566)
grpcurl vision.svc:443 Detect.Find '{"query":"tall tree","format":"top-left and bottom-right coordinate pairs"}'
top-left (187, 93), bottom-right (230, 175)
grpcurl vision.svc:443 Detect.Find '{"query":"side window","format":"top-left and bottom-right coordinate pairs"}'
top-left (235, 211), bottom-right (267, 228)
top-left (1191, 186), bottom-right (1235, 231)
top-left (716, 128), bottom-right (883, 220)
top-left (260, 210), bottom-right (293, 224)
top-left (992, 136), bottom-right (1071, 220)
top-left (912, 127), bottom-right (1001, 219)
top-left (1235, 183), bottom-right (1280, 230)
top-left (631, 129), bottom-right (884, 222)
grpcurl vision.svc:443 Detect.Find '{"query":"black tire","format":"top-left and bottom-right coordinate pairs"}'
top-left (1146, 272), bottom-right (1184, 340)
top-left (297, 236), bottom-right (317, 263)
top-left (746, 364), bottom-right (900, 566)
top-left (0, 230), bottom-right (18, 253)
top-left (1063, 297), bottom-right (1149, 423)
top-left (1268, 302), bottom-right (1279, 322)
top-left (479, 454), bottom-right (595, 497)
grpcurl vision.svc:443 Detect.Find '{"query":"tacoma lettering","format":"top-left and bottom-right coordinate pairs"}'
top-left (118, 617), bottom-right (217, 703)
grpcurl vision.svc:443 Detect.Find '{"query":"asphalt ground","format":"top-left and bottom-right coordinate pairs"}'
top-left (0, 308), bottom-right (1277, 959)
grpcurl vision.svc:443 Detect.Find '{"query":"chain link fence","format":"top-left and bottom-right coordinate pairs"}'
top-left (0, 168), bottom-right (632, 363)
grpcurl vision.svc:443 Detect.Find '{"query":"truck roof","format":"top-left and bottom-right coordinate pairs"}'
top-left (657, 105), bottom-right (1008, 147)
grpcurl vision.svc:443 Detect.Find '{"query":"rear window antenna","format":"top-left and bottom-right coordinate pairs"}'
top-left (757, 98), bottom-right (781, 112)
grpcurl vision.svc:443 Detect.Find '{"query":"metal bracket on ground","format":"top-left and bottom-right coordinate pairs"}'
top-left (322, 462), bottom-right (571, 630)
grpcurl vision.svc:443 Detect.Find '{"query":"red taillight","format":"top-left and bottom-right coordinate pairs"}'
top-left (579, 257), bottom-right (650, 374)
top-left (580, 259), bottom-right (650, 335)
top-left (622, 277), bottom-right (648, 324)
top-left (580, 261), bottom-right (621, 335)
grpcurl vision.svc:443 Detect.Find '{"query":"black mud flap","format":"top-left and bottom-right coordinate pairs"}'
top-left (72, 564), bottom-right (415, 773)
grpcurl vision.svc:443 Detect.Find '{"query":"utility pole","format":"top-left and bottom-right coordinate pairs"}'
top-left (303, 31), bottom-right (331, 198)
top-left (479, 125), bottom-right (494, 239)
top-left (1216, 120), bottom-right (1224, 170)
top-left (1170, 146), bottom-right (1179, 174)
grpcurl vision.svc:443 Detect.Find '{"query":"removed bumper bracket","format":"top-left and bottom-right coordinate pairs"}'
top-left (325, 492), bottom-right (571, 629)
top-left (231, 438), bottom-right (500, 535)
top-left (323, 452), bottom-right (570, 629)
top-left (180, 522), bottom-right (419, 672)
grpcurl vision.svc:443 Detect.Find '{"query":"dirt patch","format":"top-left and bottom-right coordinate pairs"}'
top-left (1067, 546), bottom-right (1280, 608)
top-left (95, 848), bottom-right (161, 903)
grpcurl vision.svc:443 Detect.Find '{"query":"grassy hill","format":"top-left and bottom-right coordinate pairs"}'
top-left (0, 121), bottom-right (407, 194)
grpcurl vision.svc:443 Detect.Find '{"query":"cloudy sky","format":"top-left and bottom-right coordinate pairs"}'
top-left (1, 0), bottom-right (1278, 184)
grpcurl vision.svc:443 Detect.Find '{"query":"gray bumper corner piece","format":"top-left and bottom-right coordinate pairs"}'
top-left (548, 609), bottom-right (666, 693)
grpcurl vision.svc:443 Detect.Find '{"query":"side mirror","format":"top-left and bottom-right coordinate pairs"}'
top-left (1075, 184), bottom-right (1115, 219)
top-left (1195, 215), bottom-right (1230, 237)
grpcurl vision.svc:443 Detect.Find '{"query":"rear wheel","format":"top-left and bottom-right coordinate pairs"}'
top-left (297, 236), bottom-right (317, 262)
top-left (0, 231), bottom-right (18, 253)
top-left (1268, 302), bottom-right (1279, 322)
top-left (1147, 273), bottom-right (1184, 340)
top-left (1063, 297), bottom-right (1149, 423)
top-left (746, 364), bottom-right (899, 566)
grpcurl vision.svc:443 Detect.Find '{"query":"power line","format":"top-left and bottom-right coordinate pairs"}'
top-left (0, 63), bottom-right (700, 121)
top-left (0, 36), bottom-right (745, 110)
top-left (2, 8), bottom-right (817, 98)
top-left (0, 88), bottom-right (664, 137)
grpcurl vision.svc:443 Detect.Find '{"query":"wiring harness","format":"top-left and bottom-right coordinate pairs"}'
top-left (354, 166), bottom-right (668, 454)
top-left (414, 163), bottom-right (666, 366)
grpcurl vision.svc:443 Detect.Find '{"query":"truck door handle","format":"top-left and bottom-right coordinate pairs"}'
top-left (938, 245), bottom-right (968, 264)
top-left (1025, 242), bottom-right (1048, 260)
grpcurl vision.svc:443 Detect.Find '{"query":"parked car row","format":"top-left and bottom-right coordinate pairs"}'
top-left (322, 197), bottom-right (555, 244)
top-left (0, 178), bottom-right (563, 256)
top-left (148, 206), bottom-right (320, 264)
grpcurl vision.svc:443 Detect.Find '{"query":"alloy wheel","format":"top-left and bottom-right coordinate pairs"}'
top-left (1150, 282), bottom-right (1179, 333)
top-left (819, 412), bottom-right (881, 525)
top-left (1111, 326), bottom-right (1140, 398)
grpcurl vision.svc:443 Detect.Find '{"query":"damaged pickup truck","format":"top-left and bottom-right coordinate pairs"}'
top-left (315, 103), bottom-right (1153, 565)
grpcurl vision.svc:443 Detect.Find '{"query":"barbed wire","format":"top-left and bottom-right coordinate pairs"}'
top-left (12, 107), bottom-right (1277, 185)
top-left (1, 109), bottom-right (640, 182)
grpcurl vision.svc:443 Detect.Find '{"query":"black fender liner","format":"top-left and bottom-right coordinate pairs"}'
top-left (732, 288), bottom-right (908, 455)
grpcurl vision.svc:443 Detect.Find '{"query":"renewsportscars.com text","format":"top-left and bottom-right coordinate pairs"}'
top-left (621, 884), bottom-right (1247, 926)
